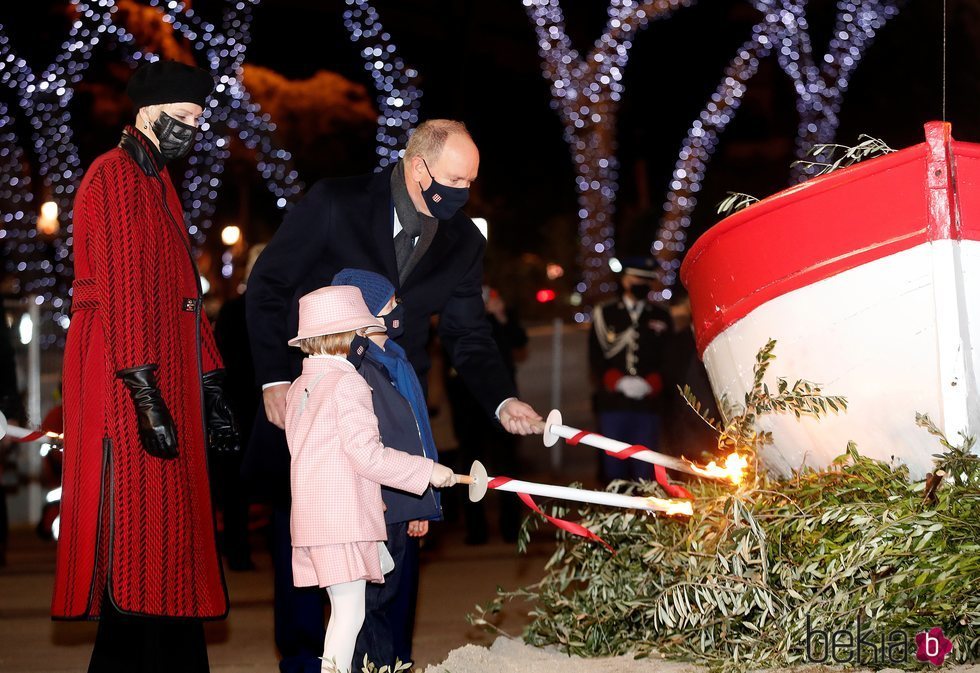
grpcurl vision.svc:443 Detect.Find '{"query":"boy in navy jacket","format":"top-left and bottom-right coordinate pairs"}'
top-left (332, 269), bottom-right (442, 668)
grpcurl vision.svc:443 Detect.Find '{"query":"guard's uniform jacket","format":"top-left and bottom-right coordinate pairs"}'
top-left (588, 296), bottom-right (673, 414)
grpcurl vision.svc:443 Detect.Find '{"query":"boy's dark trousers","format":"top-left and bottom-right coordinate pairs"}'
top-left (353, 520), bottom-right (419, 669)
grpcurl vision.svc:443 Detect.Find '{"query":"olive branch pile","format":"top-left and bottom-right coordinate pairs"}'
top-left (470, 341), bottom-right (980, 670)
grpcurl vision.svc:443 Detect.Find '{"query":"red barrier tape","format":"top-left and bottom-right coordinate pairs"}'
top-left (563, 428), bottom-right (693, 500)
top-left (487, 476), bottom-right (614, 553)
top-left (8, 430), bottom-right (46, 443)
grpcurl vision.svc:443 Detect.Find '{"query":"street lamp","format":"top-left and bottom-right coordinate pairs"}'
top-left (18, 312), bottom-right (32, 345)
top-left (37, 201), bottom-right (59, 235)
top-left (221, 224), bottom-right (241, 246)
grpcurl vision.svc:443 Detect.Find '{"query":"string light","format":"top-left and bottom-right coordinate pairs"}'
top-left (651, 0), bottom-right (901, 297)
top-left (0, 1), bottom-right (128, 347)
top-left (0, 0), bottom-right (303, 346)
top-left (0, 102), bottom-right (37, 297)
top-left (524, 0), bottom-right (695, 310)
top-left (780, 0), bottom-right (901, 181)
top-left (343, 0), bottom-right (423, 169)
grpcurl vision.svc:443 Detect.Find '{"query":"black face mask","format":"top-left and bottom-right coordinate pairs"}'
top-left (151, 112), bottom-right (197, 161)
top-left (382, 303), bottom-right (405, 339)
top-left (346, 334), bottom-right (371, 368)
top-left (419, 158), bottom-right (469, 220)
top-left (627, 282), bottom-right (651, 299)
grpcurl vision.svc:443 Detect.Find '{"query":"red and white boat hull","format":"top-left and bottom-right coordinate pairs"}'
top-left (681, 122), bottom-right (980, 479)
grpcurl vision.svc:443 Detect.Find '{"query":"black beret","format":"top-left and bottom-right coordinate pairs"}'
top-left (126, 60), bottom-right (214, 110)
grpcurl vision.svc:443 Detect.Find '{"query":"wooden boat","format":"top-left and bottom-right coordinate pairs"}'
top-left (680, 122), bottom-right (980, 479)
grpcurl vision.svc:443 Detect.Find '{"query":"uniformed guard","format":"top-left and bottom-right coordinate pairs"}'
top-left (588, 257), bottom-right (673, 482)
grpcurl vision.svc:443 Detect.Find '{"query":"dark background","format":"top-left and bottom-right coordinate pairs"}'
top-left (1, 0), bottom-right (977, 317)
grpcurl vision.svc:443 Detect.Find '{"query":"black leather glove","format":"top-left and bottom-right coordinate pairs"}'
top-left (116, 364), bottom-right (178, 459)
top-left (202, 369), bottom-right (240, 453)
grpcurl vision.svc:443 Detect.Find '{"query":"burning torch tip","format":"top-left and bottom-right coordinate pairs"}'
top-left (686, 451), bottom-right (749, 485)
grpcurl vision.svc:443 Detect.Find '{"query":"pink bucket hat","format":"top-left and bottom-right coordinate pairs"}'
top-left (288, 286), bottom-right (385, 347)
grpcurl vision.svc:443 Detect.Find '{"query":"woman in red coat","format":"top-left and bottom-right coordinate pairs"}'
top-left (54, 60), bottom-right (238, 672)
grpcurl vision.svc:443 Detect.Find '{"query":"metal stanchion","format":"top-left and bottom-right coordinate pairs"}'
top-left (26, 297), bottom-right (42, 523)
top-left (549, 318), bottom-right (562, 472)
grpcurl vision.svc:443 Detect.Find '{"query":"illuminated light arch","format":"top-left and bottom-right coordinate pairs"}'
top-left (524, 0), bottom-right (696, 316)
top-left (0, 103), bottom-right (38, 308)
top-left (0, 1), bottom-right (134, 346)
top-left (651, 0), bottom-right (901, 296)
top-left (343, 0), bottom-right (423, 170)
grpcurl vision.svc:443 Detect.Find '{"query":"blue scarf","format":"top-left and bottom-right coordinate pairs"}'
top-left (366, 339), bottom-right (441, 511)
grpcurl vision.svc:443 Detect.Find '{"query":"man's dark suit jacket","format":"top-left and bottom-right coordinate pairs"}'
top-left (244, 166), bottom-right (517, 504)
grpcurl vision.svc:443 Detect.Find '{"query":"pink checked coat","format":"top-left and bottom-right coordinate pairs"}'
top-left (285, 355), bottom-right (434, 547)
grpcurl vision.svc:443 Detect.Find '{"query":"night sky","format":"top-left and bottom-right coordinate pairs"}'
top-left (1, 0), bottom-right (978, 309)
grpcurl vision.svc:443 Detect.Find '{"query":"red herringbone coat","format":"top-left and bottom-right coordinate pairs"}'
top-left (53, 128), bottom-right (228, 620)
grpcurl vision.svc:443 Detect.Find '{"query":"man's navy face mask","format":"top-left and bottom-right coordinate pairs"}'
top-left (419, 158), bottom-right (469, 220)
top-left (628, 281), bottom-right (652, 298)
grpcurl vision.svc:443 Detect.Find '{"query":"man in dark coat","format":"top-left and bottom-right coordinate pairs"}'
top-left (211, 245), bottom-right (267, 572)
top-left (588, 257), bottom-right (674, 482)
top-left (55, 61), bottom-right (238, 672)
top-left (246, 119), bottom-right (542, 672)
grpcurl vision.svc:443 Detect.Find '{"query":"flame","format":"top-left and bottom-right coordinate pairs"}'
top-left (688, 451), bottom-right (749, 485)
top-left (645, 496), bottom-right (694, 517)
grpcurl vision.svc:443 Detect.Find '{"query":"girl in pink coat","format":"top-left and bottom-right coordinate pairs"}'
top-left (285, 285), bottom-right (455, 673)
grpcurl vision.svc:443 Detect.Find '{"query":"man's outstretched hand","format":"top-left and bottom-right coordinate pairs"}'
top-left (499, 399), bottom-right (543, 436)
top-left (263, 383), bottom-right (290, 430)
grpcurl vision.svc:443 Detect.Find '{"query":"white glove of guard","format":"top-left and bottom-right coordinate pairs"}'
top-left (615, 375), bottom-right (653, 400)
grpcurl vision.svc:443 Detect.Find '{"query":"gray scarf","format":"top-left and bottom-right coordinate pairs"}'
top-left (390, 160), bottom-right (438, 282)
top-left (391, 161), bottom-right (436, 240)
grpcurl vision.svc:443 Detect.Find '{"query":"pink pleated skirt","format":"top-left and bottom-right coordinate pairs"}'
top-left (292, 541), bottom-right (385, 588)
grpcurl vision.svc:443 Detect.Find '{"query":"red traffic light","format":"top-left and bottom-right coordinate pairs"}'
top-left (536, 289), bottom-right (557, 303)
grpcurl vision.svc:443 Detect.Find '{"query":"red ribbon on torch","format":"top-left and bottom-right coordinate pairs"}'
top-left (652, 464), bottom-right (693, 500)
top-left (565, 430), bottom-right (694, 500)
top-left (487, 476), bottom-right (615, 553)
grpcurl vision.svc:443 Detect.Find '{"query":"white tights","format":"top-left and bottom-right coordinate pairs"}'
top-left (321, 579), bottom-right (366, 673)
